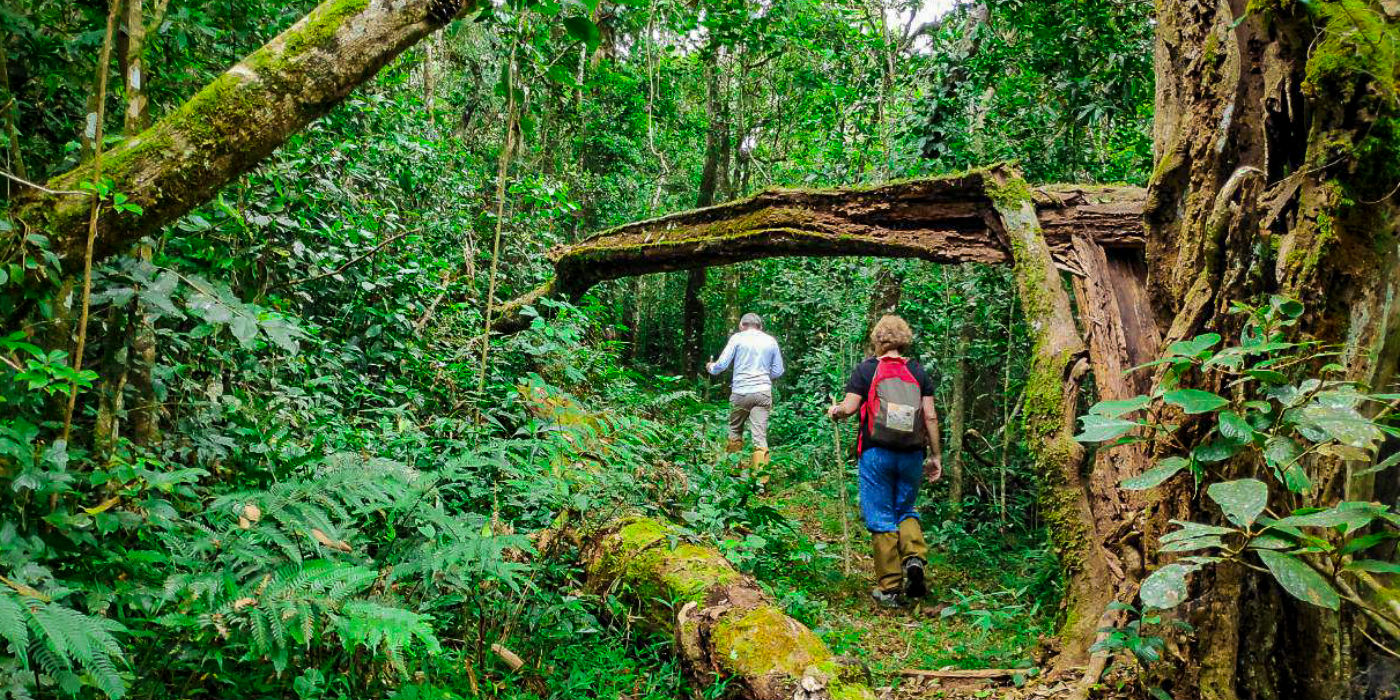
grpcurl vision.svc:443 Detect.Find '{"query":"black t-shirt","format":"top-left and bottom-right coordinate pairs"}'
top-left (845, 356), bottom-right (938, 451)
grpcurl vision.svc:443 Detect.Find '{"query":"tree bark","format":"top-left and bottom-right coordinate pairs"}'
top-left (863, 264), bottom-right (902, 330)
top-left (683, 46), bottom-right (730, 376)
top-left (0, 41), bottom-right (26, 182)
top-left (985, 169), bottom-right (1108, 669)
top-left (1141, 2), bottom-right (1400, 697)
top-left (8, 0), bottom-right (474, 272)
top-left (945, 276), bottom-right (971, 511)
top-left (583, 515), bottom-right (875, 700)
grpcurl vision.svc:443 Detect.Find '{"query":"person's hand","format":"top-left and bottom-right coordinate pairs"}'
top-left (827, 404), bottom-right (843, 421)
top-left (925, 454), bottom-right (943, 483)
top-left (705, 361), bottom-right (716, 373)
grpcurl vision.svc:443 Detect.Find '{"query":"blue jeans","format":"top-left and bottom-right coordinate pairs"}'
top-left (858, 445), bottom-right (924, 532)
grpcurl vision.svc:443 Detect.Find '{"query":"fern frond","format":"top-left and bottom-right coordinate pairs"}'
top-left (0, 592), bottom-right (30, 661)
top-left (335, 601), bottom-right (440, 675)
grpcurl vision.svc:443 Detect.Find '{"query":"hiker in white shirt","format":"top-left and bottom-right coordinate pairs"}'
top-left (707, 313), bottom-right (785, 467)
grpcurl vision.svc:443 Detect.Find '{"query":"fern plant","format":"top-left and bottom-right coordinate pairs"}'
top-left (0, 587), bottom-right (127, 698)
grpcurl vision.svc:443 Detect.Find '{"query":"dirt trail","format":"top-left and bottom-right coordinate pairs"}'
top-left (754, 453), bottom-right (1087, 699)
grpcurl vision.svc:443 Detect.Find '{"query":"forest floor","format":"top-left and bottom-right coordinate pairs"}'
top-left (748, 448), bottom-right (1069, 699)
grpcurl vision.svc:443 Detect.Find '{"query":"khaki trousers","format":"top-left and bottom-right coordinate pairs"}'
top-left (727, 392), bottom-right (772, 450)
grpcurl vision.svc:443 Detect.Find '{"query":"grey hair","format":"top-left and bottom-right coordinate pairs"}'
top-left (740, 313), bottom-right (763, 330)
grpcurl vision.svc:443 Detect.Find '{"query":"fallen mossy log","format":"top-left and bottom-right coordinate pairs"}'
top-left (582, 515), bottom-right (875, 700)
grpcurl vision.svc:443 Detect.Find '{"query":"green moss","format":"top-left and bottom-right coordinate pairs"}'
top-left (624, 541), bottom-right (739, 606)
top-left (1303, 0), bottom-right (1398, 102)
top-left (588, 516), bottom-right (670, 585)
top-left (165, 72), bottom-right (267, 149)
top-left (984, 172), bottom-right (1035, 211)
top-left (284, 0), bottom-right (370, 60)
top-left (710, 605), bottom-right (828, 676)
top-left (1283, 184), bottom-right (1342, 282)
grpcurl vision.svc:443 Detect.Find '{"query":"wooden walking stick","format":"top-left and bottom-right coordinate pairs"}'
top-left (832, 419), bottom-right (853, 575)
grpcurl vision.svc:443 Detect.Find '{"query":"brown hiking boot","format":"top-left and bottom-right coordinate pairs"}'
top-left (750, 448), bottom-right (769, 469)
top-left (725, 437), bottom-right (743, 453)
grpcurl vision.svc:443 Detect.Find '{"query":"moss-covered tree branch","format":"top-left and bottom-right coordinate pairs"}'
top-left (492, 166), bottom-right (1145, 332)
top-left (8, 0), bottom-right (474, 271)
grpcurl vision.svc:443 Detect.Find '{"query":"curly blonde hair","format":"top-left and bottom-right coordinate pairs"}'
top-left (869, 315), bottom-right (913, 355)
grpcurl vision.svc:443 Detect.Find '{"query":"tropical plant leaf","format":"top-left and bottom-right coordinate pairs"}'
top-left (1207, 479), bottom-right (1267, 528)
top-left (1163, 389), bottom-right (1228, 414)
top-left (1256, 550), bottom-right (1339, 610)
top-left (1140, 563), bottom-right (1195, 610)
top-left (1121, 457), bottom-right (1189, 490)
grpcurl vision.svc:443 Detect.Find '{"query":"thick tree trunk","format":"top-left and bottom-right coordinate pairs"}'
top-left (8, 0), bottom-right (473, 272)
top-left (985, 170), bottom-right (1108, 669)
top-left (1143, 2), bottom-right (1400, 697)
top-left (681, 268), bottom-right (706, 375)
top-left (683, 48), bottom-right (730, 376)
top-left (863, 264), bottom-right (902, 330)
top-left (583, 516), bottom-right (875, 700)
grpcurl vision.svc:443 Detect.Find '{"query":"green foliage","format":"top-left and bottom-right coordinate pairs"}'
top-left (1078, 297), bottom-right (1399, 622)
top-left (0, 0), bottom-right (1155, 695)
top-left (0, 589), bottom-right (127, 699)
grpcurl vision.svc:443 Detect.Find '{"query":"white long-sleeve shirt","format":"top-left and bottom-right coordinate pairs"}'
top-left (709, 328), bottom-right (785, 394)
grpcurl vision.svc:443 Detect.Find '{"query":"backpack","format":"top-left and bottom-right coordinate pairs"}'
top-left (860, 357), bottom-right (927, 451)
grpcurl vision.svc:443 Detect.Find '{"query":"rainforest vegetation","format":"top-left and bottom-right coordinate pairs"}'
top-left (2, 0), bottom-right (1399, 698)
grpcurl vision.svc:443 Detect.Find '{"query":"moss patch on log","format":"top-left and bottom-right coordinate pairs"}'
top-left (284, 0), bottom-right (370, 59)
top-left (583, 515), bottom-right (875, 699)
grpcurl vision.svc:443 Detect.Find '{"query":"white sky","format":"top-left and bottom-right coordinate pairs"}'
top-left (890, 0), bottom-right (958, 31)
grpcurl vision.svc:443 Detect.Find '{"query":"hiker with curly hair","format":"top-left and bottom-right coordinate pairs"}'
top-left (828, 314), bottom-right (942, 607)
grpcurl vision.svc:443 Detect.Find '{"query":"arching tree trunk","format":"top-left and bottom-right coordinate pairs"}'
top-left (1141, 2), bottom-right (1400, 697)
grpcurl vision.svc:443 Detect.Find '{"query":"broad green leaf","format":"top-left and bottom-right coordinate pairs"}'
top-left (1167, 333), bottom-right (1221, 359)
top-left (1256, 550), bottom-right (1340, 610)
top-left (1264, 435), bottom-right (1302, 469)
top-left (1089, 395), bottom-right (1151, 418)
top-left (1163, 389), bottom-right (1228, 414)
top-left (1340, 531), bottom-right (1398, 555)
top-left (1192, 439), bottom-right (1241, 464)
top-left (562, 16), bottom-right (601, 50)
top-left (1161, 535), bottom-right (1225, 553)
top-left (1356, 451), bottom-right (1400, 477)
top-left (1140, 563), bottom-right (1196, 610)
top-left (1075, 414), bottom-right (1139, 443)
top-left (1218, 411), bottom-right (1253, 444)
top-left (1207, 479), bottom-right (1268, 527)
top-left (1281, 464), bottom-right (1312, 494)
top-left (1271, 296), bottom-right (1304, 319)
top-left (230, 315), bottom-right (259, 347)
top-left (1248, 533), bottom-right (1294, 550)
top-left (1160, 520), bottom-right (1236, 544)
top-left (1121, 457), bottom-right (1189, 490)
top-left (1246, 369), bottom-right (1288, 384)
top-left (1295, 398), bottom-right (1383, 449)
top-left (1270, 502), bottom-right (1385, 530)
top-left (1344, 559), bottom-right (1400, 574)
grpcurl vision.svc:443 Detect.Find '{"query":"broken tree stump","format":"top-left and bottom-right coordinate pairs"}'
top-left (582, 515), bottom-right (875, 700)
